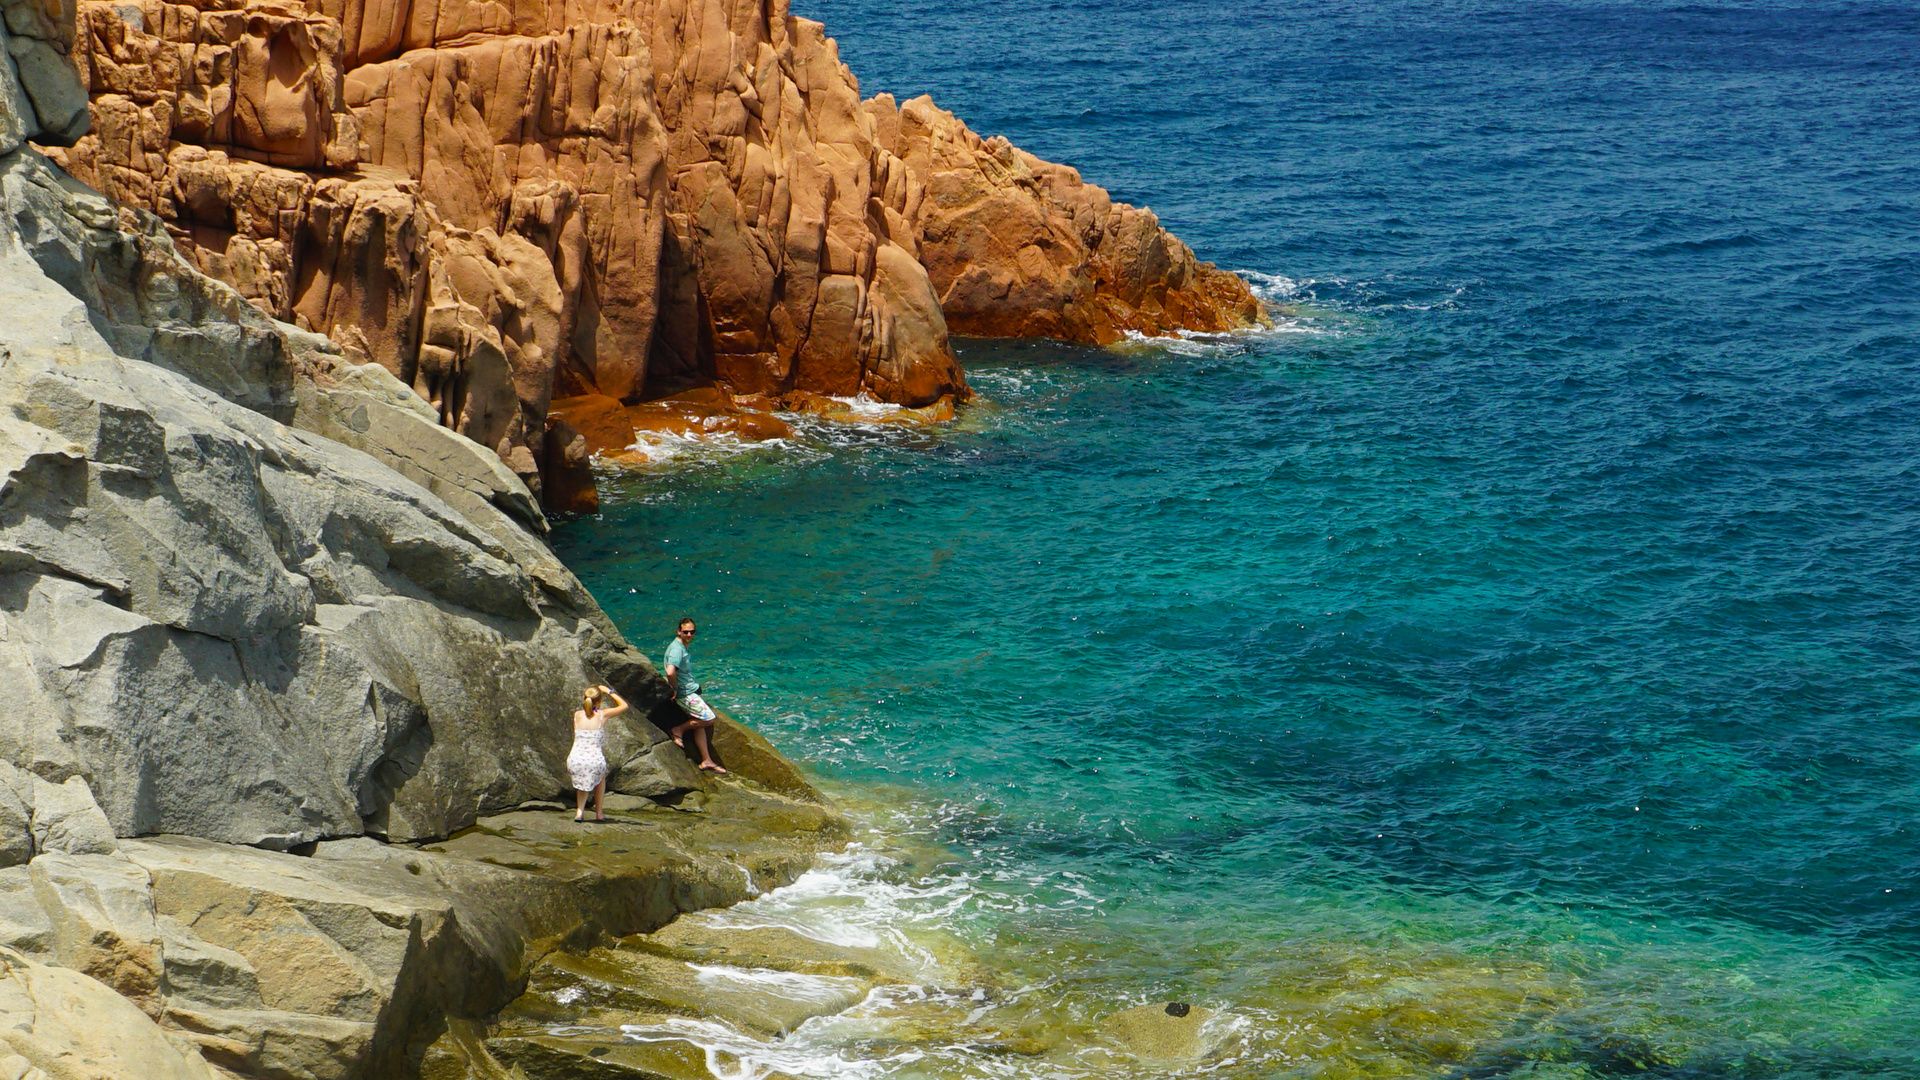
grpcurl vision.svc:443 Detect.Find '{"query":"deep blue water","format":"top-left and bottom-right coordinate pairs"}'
top-left (555, 2), bottom-right (1920, 1075)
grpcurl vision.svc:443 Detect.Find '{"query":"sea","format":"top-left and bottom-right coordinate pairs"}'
top-left (550, 1), bottom-right (1920, 1076)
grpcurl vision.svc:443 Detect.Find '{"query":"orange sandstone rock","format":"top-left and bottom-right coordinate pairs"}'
top-left (541, 416), bottom-right (599, 514)
top-left (48, 0), bottom-right (1260, 508)
top-left (870, 93), bottom-right (1267, 344)
top-left (549, 393), bottom-right (639, 456)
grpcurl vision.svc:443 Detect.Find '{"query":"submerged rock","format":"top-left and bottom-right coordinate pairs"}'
top-left (485, 1033), bottom-right (725, 1080)
top-left (1102, 1001), bottom-right (1225, 1066)
top-left (517, 947), bottom-right (874, 1037)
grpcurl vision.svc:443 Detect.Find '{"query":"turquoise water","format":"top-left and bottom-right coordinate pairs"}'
top-left (553, 2), bottom-right (1920, 1074)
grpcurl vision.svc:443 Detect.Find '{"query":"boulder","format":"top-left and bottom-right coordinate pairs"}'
top-left (0, 869), bottom-right (48, 955)
top-left (0, 779), bottom-right (840, 1080)
top-left (547, 395), bottom-right (637, 457)
top-left (25, 777), bottom-right (115, 857)
top-left (154, 914), bottom-right (263, 1011)
top-left (0, 769), bottom-right (30, 868)
top-left (633, 916), bottom-right (907, 981)
top-left (27, 853), bottom-right (164, 1016)
top-left (539, 416), bottom-right (599, 515)
top-left (708, 710), bottom-right (826, 803)
top-left (0, 0), bottom-right (88, 150)
top-left (0, 947), bottom-right (220, 1080)
top-left (484, 1033), bottom-right (719, 1080)
top-left (511, 946), bottom-right (872, 1037)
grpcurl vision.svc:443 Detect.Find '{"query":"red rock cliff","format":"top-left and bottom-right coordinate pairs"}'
top-left (45, 0), bottom-right (1264, 507)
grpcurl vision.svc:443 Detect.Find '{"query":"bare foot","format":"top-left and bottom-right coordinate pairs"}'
top-left (669, 724), bottom-right (688, 747)
top-left (699, 761), bottom-right (727, 774)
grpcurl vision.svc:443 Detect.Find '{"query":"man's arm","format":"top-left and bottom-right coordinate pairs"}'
top-left (664, 663), bottom-right (679, 698)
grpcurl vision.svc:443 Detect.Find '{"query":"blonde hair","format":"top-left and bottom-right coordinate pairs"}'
top-left (582, 685), bottom-right (612, 714)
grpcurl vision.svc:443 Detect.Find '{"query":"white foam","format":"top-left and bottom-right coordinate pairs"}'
top-left (593, 428), bottom-right (801, 467)
top-left (827, 393), bottom-right (906, 419)
top-left (1114, 317), bottom-right (1333, 360)
top-left (568, 829), bottom-right (1281, 1080)
top-left (698, 844), bottom-right (972, 966)
top-left (689, 963), bottom-right (869, 1002)
top-left (616, 1015), bottom-right (905, 1080)
top-left (1235, 269), bottom-right (1307, 303)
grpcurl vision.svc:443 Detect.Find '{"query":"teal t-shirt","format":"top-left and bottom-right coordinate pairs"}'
top-left (664, 638), bottom-right (699, 697)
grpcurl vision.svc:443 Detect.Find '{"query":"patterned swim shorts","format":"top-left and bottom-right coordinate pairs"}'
top-left (678, 692), bottom-right (717, 723)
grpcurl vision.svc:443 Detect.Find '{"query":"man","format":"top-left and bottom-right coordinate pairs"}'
top-left (664, 617), bottom-right (726, 773)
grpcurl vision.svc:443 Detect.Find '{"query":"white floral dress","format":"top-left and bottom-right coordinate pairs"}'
top-left (566, 723), bottom-right (609, 791)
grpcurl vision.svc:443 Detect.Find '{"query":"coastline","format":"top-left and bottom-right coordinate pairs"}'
top-left (11, 0), bottom-right (1917, 1075)
top-left (0, 0), bottom-right (1262, 1073)
top-left (549, 336), bottom-right (1920, 1080)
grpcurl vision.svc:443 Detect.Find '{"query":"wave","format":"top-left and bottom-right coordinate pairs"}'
top-left (592, 429), bottom-right (813, 468)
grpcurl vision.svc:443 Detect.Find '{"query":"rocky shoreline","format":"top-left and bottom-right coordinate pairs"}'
top-left (4, 764), bottom-right (847, 1079)
top-left (1, 0), bottom-right (1260, 1074)
top-left (38, 0), bottom-right (1267, 512)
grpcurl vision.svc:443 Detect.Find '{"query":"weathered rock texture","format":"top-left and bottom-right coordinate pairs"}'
top-left (0, 121), bottom-right (834, 1080)
top-left (1, 0), bottom-right (743, 852)
top-left (41, 0), bottom-right (1263, 509)
top-left (4, 20), bottom-right (851, 1080)
top-left (0, 786), bottom-right (842, 1080)
top-left (0, 143), bottom-right (703, 849)
top-left (872, 93), bottom-right (1267, 344)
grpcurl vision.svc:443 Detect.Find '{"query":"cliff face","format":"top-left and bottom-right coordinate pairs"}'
top-left (2, 10), bottom-right (845, 1076)
top-left (0, 0), bottom-right (737, 854)
top-left (43, 0), bottom-right (1265, 509)
top-left (0, 4), bottom-right (1268, 1077)
top-left (45, 0), bottom-right (971, 506)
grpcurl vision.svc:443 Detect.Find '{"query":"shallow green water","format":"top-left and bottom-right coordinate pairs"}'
top-left (554, 334), bottom-right (1920, 1077)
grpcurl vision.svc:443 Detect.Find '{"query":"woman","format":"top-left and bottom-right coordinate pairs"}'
top-left (567, 684), bottom-right (628, 821)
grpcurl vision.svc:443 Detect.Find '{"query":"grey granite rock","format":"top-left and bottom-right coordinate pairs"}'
top-left (23, 777), bottom-right (114, 857)
top-left (0, 9), bottom-right (843, 1080)
top-left (0, 769), bottom-right (29, 868)
top-left (0, 868), bottom-right (46, 955)
top-left (0, 0), bottom-right (85, 153)
top-left (155, 914), bottom-right (263, 1011)
top-left (0, 947), bottom-right (219, 1080)
top-left (0, 142), bottom-right (685, 845)
top-left (27, 853), bottom-right (163, 1013)
top-left (2, 36), bottom-right (82, 145)
top-left (0, 21), bottom-right (31, 157)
